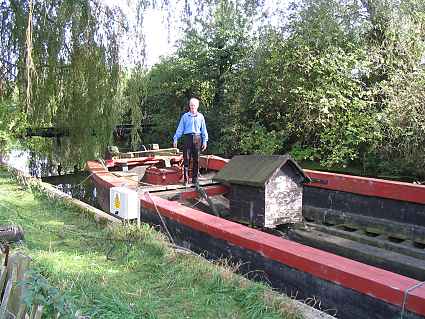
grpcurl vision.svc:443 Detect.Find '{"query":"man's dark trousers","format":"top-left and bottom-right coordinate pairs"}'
top-left (183, 133), bottom-right (201, 184)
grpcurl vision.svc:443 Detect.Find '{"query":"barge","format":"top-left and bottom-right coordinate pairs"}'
top-left (87, 147), bottom-right (425, 319)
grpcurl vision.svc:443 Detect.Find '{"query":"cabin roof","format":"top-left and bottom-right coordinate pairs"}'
top-left (214, 155), bottom-right (305, 187)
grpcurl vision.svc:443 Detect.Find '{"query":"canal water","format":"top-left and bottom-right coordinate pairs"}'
top-left (2, 149), bottom-right (99, 208)
top-left (2, 146), bottom-right (422, 214)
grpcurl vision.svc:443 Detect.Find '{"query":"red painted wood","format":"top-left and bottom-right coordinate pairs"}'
top-left (195, 154), bottom-right (425, 205)
top-left (92, 156), bottom-right (425, 205)
top-left (87, 157), bottom-right (425, 315)
top-left (87, 160), bottom-right (138, 189)
top-left (304, 169), bottom-right (425, 205)
top-left (139, 194), bottom-right (425, 317)
top-left (178, 185), bottom-right (229, 200)
top-left (143, 166), bottom-right (181, 185)
top-left (199, 155), bottom-right (229, 171)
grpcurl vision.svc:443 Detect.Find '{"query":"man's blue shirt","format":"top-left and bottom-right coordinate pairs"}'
top-left (173, 112), bottom-right (208, 145)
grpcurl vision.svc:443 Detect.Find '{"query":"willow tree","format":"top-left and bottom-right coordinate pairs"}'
top-left (1, 0), bottom-right (268, 166)
top-left (0, 0), bottom-right (130, 167)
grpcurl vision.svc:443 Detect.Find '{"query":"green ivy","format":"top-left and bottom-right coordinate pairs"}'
top-left (19, 270), bottom-right (76, 318)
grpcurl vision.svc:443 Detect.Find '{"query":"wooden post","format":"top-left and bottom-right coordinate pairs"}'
top-left (16, 304), bottom-right (27, 319)
top-left (0, 264), bottom-right (16, 319)
top-left (0, 265), bottom-right (7, 295)
top-left (7, 253), bottom-right (31, 316)
top-left (0, 252), bottom-right (46, 319)
top-left (32, 305), bottom-right (43, 319)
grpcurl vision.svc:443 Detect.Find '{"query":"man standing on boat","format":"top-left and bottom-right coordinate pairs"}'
top-left (173, 97), bottom-right (208, 185)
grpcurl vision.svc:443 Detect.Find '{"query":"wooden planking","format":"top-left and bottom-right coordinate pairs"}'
top-left (7, 253), bottom-right (31, 315)
top-left (0, 265), bottom-right (7, 295)
top-left (199, 155), bottom-right (229, 171)
top-left (0, 252), bottom-right (59, 318)
top-left (140, 180), bottom-right (218, 193)
top-left (0, 263), bottom-right (16, 318)
top-left (32, 305), bottom-right (43, 319)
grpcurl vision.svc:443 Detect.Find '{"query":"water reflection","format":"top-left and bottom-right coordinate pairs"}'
top-left (3, 149), bottom-right (62, 177)
top-left (42, 172), bottom-right (99, 209)
top-left (2, 149), bottom-right (32, 175)
top-left (2, 149), bottom-right (99, 208)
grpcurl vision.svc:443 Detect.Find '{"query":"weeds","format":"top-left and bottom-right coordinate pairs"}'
top-left (20, 270), bottom-right (76, 318)
top-left (0, 166), bottom-right (301, 318)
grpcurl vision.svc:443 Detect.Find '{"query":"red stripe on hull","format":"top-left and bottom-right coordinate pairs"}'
top-left (90, 157), bottom-right (425, 205)
top-left (178, 185), bottom-right (229, 200)
top-left (305, 169), bottom-right (425, 205)
top-left (140, 194), bottom-right (425, 317)
top-left (87, 158), bottom-right (425, 316)
top-left (199, 155), bottom-right (229, 171)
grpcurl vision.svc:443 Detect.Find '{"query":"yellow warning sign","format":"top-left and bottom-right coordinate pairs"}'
top-left (114, 194), bottom-right (121, 209)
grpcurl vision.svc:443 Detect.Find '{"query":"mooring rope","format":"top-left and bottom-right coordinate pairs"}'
top-left (400, 280), bottom-right (425, 319)
top-left (47, 172), bottom-right (94, 194)
top-left (189, 197), bottom-right (203, 208)
top-left (144, 191), bottom-right (175, 246)
top-left (74, 172), bottom-right (94, 188)
top-left (142, 192), bottom-right (217, 261)
top-left (1, 170), bottom-right (205, 263)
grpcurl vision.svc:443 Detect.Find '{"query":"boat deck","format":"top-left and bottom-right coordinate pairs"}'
top-left (86, 157), bottom-right (425, 319)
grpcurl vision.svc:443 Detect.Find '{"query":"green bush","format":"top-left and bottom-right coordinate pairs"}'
top-left (239, 124), bottom-right (283, 155)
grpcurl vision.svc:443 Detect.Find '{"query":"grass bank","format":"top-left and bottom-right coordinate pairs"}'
top-left (0, 167), bottom-right (301, 319)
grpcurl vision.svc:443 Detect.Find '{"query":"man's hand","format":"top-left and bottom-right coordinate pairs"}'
top-left (201, 143), bottom-right (207, 151)
top-left (173, 142), bottom-right (177, 148)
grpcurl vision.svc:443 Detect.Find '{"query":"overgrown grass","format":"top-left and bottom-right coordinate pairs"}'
top-left (0, 167), bottom-right (302, 319)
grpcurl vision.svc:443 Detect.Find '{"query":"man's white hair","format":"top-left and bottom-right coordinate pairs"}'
top-left (189, 98), bottom-right (199, 107)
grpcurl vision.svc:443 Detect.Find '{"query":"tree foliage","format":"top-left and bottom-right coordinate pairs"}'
top-left (131, 0), bottom-right (425, 178)
top-left (1, 0), bottom-right (128, 165)
top-left (1, 0), bottom-right (424, 178)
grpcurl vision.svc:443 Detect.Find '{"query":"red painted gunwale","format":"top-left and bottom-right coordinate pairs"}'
top-left (198, 155), bottom-right (425, 205)
top-left (139, 194), bottom-right (425, 317)
top-left (305, 169), bottom-right (425, 205)
top-left (94, 156), bottom-right (425, 206)
top-left (86, 156), bottom-right (425, 317)
top-left (177, 185), bottom-right (229, 200)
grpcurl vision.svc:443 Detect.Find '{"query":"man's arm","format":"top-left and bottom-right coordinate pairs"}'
top-left (173, 115), bottom-right (185, 147)
top-left (200, 115), bottom-right (208, 151)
